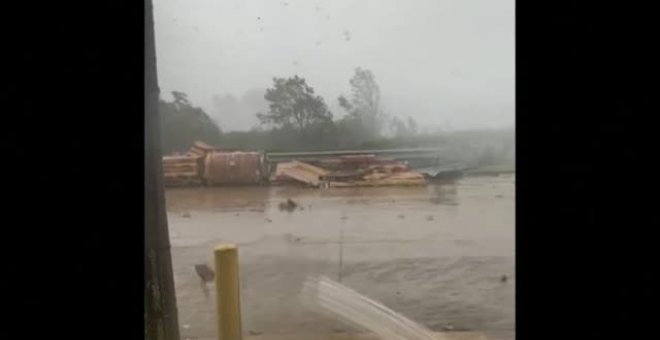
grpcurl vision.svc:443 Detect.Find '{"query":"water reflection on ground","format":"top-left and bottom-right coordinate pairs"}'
top-left (166, 175), bottom-right (515, 339)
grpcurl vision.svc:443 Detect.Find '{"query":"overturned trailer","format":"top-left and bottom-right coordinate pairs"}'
top-left (163, 141), bottom-right (267, 187)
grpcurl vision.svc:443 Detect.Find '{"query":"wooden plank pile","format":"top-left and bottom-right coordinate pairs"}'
top-left (188, 140), bottom-right (221, 157)
top-left (162, 140), bottom-right (220, 187)
top-left (273, 156), bottom-right (426, 188)
top-left (274, 161), bottom-right (330, 187)
top-left (327, 164), bottom-right (426, 187)
top-left (162, 153), bottom-right (204, 187)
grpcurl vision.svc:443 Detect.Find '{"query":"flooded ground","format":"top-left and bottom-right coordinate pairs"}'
top-left (166, 175), bottom-right (515, 340)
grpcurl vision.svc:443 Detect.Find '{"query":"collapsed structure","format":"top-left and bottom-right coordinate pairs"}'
top-left (273, 155), bottom-right (426, 188)
top-left (162, 141), bottom-right (465, 188)
top-left (162, 141), bottom-right (267, 187)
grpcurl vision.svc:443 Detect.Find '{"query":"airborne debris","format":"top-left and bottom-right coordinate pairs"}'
top-left (343, 30), bottom-right (351, 41)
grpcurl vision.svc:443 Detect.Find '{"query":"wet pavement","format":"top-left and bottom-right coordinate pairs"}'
top-left (166, 175), bottom-right (515, 339)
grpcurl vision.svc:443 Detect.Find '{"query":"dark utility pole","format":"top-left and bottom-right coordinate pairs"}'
top-left (145, 0), bottom-right (180, 339)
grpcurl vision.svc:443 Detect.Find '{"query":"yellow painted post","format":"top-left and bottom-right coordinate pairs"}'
top-left (214, 244), bottom-right (242, 340)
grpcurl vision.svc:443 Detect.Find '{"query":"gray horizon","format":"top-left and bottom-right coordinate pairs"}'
top-left (153, 0), bottom-right (514, 132)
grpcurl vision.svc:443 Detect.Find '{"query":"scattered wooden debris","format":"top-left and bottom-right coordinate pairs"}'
top-left (165, 144), bottom-right (429, 188)
top-left (275, 158), bottom-right (426, 188)
top-left (274, 161), bottom-right (329, 187)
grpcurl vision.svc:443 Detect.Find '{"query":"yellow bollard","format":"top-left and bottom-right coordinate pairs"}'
top-left (214, 244), bottom-right (242, 340)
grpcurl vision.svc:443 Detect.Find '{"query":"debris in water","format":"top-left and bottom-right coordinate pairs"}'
top-left (426, 215), bottom-right (434, 221)
top-left (496, 194), bottom-right (504, 198)
top-left (443, 324), bottom-right (455, 332)
top-left (340, 215), bottom-right (348, 221)
top-left (265, 218), bottom-right (272, 223)
top-left (194, 264), bottom-right (215, 298)
top-left (249, 330), bottom-right (262, 336)
top-left (398, 214), bottom-right (405, 219)
top-left (501, 275), bottom-right (508, 283)
top-left (279, 198), bottom-right (298, 212)
top-left (183, 324), bottom-right (190, 329)
top-left (182, 211), bottom-right (191, 218)
top-left (194, 264), bottom-right (215, 283)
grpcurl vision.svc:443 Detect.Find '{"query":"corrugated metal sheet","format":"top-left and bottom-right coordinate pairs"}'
top-left (203, 151), bottom-right (266, 185)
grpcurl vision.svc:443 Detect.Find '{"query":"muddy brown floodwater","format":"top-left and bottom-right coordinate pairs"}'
top-left (166, 175), bottom-right (515, 340)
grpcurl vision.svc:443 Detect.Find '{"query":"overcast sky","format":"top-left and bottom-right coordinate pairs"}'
top-left (153, 0), bottom-right (514, 132)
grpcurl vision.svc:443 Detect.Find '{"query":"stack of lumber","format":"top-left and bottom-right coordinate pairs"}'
top-left (162, 153), bottom-right (203, 187)
top-left (162, 140), bottom-right (214, 187)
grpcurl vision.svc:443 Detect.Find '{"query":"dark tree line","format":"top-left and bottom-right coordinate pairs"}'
top-left (159, 91), bottom-right (222, 154)
top-left (159, 68), bottom-right (514, 167)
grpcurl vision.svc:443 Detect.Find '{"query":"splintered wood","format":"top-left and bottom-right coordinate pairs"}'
top-left (274, 161), bottom-right (330, 187)
top-left (274, 159), bottom-right (426, 188)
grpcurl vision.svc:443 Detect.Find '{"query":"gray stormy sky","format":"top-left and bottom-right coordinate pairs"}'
top-left (153, 0), bottom-right (514, 132)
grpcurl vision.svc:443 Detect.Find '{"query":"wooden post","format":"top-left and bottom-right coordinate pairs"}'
top-left (214, 244), bottom-right (243, 340)
top-left (145, 0), bottom-right (180, 339)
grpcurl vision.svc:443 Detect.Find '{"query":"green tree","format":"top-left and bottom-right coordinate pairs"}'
top-left (338, 68), bottom-right (385, 141)
top-left (159, 91), bottom-right (222, 154)
top-left (257, 76), bottom-right (333, 135)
